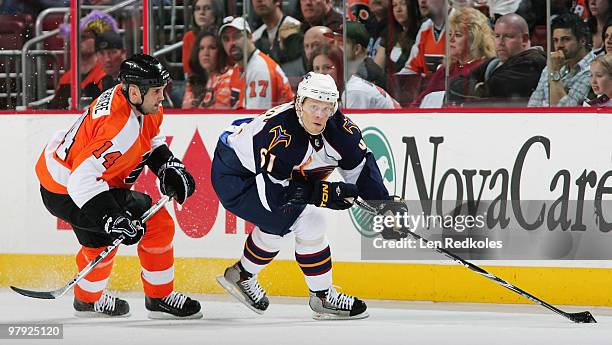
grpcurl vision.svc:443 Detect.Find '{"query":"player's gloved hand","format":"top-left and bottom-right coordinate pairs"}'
top-left (158, 158), bottom-right (196, 204)
top-left (284, 181), bottom-right (359, 210)
top-left (372, 196), bottom-right (410, 240)
top-left (103, 211), bottom-right (145, 246)
top-left (310, 181), bottom-right (359, 210)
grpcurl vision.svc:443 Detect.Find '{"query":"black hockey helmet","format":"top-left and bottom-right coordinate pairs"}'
top-left (119, 54), bottom-right (170, 97)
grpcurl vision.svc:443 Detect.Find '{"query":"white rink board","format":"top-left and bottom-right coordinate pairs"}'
top-left (2, 111), bottom-right (612, 267)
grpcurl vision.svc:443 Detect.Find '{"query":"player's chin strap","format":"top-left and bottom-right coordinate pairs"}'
top-left (122, 84), bottom-right (147, 115)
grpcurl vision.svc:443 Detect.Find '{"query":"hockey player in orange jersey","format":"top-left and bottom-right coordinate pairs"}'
top-left (35, 54), bottom-right (202, 319)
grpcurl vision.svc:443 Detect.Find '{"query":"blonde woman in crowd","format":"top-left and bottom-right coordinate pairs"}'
top-left (415, 6), bottom-right (495, 107)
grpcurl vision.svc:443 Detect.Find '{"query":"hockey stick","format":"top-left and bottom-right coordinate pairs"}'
top-left (10, 195), bottom-right (171, 300)
top-left (353, 198), bottom-right (597, 324)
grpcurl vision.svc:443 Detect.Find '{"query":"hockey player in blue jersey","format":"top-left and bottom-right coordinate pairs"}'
top-left (211, 72), bottom-right (405, 320)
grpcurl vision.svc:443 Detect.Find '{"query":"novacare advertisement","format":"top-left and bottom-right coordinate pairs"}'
top-left (3, 112), bottom-right (612, 265)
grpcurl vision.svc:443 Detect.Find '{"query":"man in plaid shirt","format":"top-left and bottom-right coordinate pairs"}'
top-left (528, 14), bottom-right (595, 107)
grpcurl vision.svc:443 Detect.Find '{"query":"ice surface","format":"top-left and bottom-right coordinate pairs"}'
top-left (1, 289), bottom-right (611, 345)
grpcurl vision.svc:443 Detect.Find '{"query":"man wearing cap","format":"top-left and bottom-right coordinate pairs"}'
top-left (345, 21), bottom-right (387, 90)
top-left (219, 16), bottom-right (294, 109)
top-left (96, 31), bottom-right (128, 91)
top-left (47, 12), bottom-right (113, 109)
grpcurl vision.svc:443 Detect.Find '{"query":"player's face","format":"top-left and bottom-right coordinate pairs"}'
top-left (590, 62), bottom-right (612, 96)
top-left (222, 27), bottom-right (246, 62)
top-left (97, 48), bottom-right (126, 77)
top-left (194, 0), bottom-right (215, 29)
top-left (494, 22), bottom-right (526, 63)
top-left (140, 85), bottom-right (166, 114)
top-left (198, 35), bottom-right (218, 73)
top-left (300, 98), bottom-right (335, 134)
top-left (553, 28), bottom-right (581, 59)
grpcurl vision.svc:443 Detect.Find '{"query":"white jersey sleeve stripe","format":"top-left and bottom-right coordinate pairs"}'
top-left (68, 112), bottom-right (141, 207)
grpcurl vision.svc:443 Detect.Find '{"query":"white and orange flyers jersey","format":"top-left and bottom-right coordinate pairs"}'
top-left (229, 49), bottom-right (294, 109)
top-left (36, 85), bottom-right (167, 208)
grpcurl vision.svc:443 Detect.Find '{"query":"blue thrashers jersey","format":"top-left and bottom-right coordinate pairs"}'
top-left (220, 102), bottom-right (388, 212)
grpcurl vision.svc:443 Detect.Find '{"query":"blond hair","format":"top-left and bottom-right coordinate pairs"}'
top-left (449, 7), bottom-right (496, 61)
top-left (592, 54), bottom-right (612, 75)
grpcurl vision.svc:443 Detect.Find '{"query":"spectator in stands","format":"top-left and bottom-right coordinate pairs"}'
top-left (418, 0), bottom-right (430, 17)
top-left (48, 10), bottom-right (117, 109)
top-left (448, 13), bottom-right (546, 106)
top-left (397, 0), bottom-right (446, 76)
top-left (96, 31), bottom-right (127, 91)
top-left (603, 18), bottom-right (612, 54)
top-left (528, 14), bottom-right (595, 107)
top-left (252, 0), bottom-right (303, 65)
top-left (414, 7), bottom-right (495, 106)
top-left (311, 44), bottom-right (400, 108)
top-left (311, 44), bottom-right (345, 95)
top-left (586, 0), bottom-right (610, 50)
top-left (367, 0), bottom-right (392, 58)
top-left (282, 25), bottom-right (334, 90)
top-left (345, 21), bottom-right (388, 89)
top-left (374, 0), bottom-right (422, 74)
top-left (219, 16), bottom-right (293, 109)
top-left (183, 29), bottom-right (231, 109)
top-left (297, 0), bottom-right (342, 33)
top-left (586, 53), bottom-right (612, 105)
top-left (182, 0), bottom-right (225, 75)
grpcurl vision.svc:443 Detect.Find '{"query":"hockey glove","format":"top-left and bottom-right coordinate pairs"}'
top-left (309, 181), bottom-right (359, 210)
top-left (103, 212), bottom-right (145, 246)
top-left (158, 158), bottom-right (196, 204)
top-left (372, 196), bottom-right (410, 240)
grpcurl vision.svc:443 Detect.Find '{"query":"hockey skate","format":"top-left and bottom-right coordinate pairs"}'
top-left (309, 286), bottom-right (368, 320)
top-left (73, 291), bottom-right (130, 318)
top-left (145, 291), bottom-right (202, 319)
top-left (216, 262), bottom-right (269, 314)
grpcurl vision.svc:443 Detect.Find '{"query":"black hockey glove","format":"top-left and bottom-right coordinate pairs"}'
top-left (372, 196), bottom-right (410, 240)
top-left (103, 211), bottom-right (145, 246)
top-left (286, 181), bottom-right (358, 210)
top-left (158, 158), bottom-right (196, 204)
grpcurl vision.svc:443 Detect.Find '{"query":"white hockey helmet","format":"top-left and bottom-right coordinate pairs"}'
top-left (296, 72), bottom-right (339, 114)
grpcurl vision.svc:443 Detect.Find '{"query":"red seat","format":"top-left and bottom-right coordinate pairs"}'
top-left (0, 20), bottom-right (26, 50)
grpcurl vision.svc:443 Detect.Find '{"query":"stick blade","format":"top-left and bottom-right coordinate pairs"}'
top-left (568, 311), bottom-right (597, 323)
top-left (10, 286), bottom-right (58, 299)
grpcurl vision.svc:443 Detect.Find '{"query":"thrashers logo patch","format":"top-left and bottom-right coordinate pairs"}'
top-left (268, 125), bottom-right (292, 151)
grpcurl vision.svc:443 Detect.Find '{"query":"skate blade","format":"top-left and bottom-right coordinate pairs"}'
top-left (147, 311), bottom-right (203, 320)
top-left (216, 276), bottom-right (265, 315)
top-left (74, 311), bottom-right (131, 318)
top-left (312, 311), bottom-right (369, 321)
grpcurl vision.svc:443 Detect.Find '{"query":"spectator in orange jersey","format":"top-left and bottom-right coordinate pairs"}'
top-left (219, 16), bottom-right (294, 109)
top-left (183, 29), bottom-right (232, 108)
top-left (397, 0), bottom-right (447, 76)
top-left (36, 55), bottom-right (202, 319)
